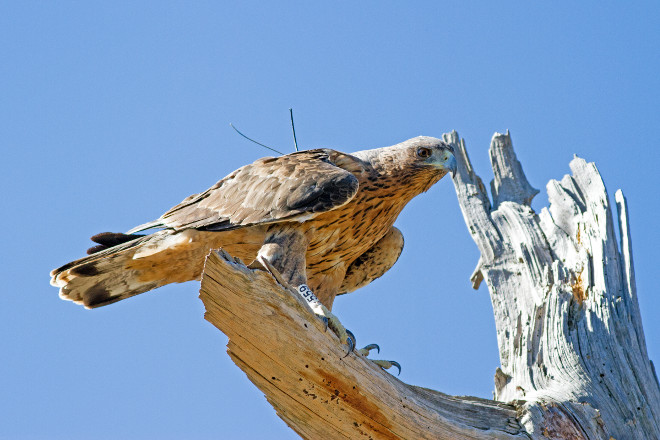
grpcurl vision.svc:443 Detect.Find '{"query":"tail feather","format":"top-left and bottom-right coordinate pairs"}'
top-left (51, 231), bottom-right (170, 308)
top-left (86, 232), bottom-right (146, 255)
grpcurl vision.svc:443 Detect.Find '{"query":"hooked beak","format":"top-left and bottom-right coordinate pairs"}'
top-left (445, 152), bottom-right (457, 177)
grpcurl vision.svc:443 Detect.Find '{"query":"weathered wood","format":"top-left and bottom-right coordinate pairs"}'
top-left (198, 132), bottom-right (659, 439)
top-left (200, 250), bottom-right (527, 439)
top-left (444, 130), bottom-right (660, 439)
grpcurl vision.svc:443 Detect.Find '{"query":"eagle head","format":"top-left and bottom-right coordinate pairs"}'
top-left (406, 136), bottom-right (457, 177)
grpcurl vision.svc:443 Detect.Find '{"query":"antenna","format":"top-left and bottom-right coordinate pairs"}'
top-left (289, 108), bottom-right (299, 152)
top-left (229, 123), bottom-right (285, 155)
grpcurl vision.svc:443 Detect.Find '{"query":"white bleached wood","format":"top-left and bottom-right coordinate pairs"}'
top-left (197, 131), bottom-right (658, 439)
top-left (489, 131), bottom-right (539, 209)
top-left (444, 130), bottom-right (660, 439)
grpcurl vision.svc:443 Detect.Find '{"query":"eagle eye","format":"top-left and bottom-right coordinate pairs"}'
top-left (416, 147), bottom-right (432, 159)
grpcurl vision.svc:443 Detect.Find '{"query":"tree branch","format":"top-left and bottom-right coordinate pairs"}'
top-left (200, 250), bottom-right (526, 439)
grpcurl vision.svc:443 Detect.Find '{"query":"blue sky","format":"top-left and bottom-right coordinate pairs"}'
top-left (1, 2), bottom-right (658, 439)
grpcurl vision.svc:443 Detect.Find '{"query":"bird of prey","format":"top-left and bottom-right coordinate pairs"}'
top-left (51, 136), bottom-right (456, 363)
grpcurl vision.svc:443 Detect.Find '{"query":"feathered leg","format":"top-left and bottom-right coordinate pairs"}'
top-left (255, 226), bottom-right (356, 354)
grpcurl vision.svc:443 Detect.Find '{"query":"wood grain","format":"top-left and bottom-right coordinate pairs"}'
top-left (200, 250), bottom-right (524, 439)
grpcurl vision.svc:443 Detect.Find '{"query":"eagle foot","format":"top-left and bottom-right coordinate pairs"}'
top-left (357, 344), bottom-right (401, 376)
top-left (356, 343), bottom-right (380, 356)
top-left (297, 284), bottom-right (356, 355)
top-left (316, 311), bottom-right (355, 357)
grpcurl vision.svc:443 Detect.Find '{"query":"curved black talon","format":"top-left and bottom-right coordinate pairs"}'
top-left (362, 343), bottom-right (380, 354)
top-left (343, 329), bottom-right (356, 358)
top-left (346, 329), bottom-right (356, 346)
top-left (390, 361), bottom-right (402, 376)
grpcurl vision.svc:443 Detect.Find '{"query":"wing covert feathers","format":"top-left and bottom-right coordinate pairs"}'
top-left (144, 149), bottom-right (361, 232)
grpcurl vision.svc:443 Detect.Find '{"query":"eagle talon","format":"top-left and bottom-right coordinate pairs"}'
top-left (342, 329), bottom-right (356, 357)
top-left (370, 359), bottom-right (401, 376)
top-left (357, 343), bottom-right (380, 357)
top-left (343, 332), bottom-right (356, 358)
top-left (346, 329), bottom-right (356, 348)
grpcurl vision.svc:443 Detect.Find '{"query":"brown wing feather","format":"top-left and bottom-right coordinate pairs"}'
top-left (137, 149), bottom-right (361, 232)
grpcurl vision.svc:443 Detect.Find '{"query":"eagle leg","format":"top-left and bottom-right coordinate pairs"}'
top-left (257, 227), bottom-right (356, 354)
top-left (357, 343), bottom-right (401, 376)
top-left (296, 284), bottom-right (356, 355)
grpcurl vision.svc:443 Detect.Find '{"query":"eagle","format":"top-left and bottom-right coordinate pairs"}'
top-left (51, 136), bottom-right (456, 360)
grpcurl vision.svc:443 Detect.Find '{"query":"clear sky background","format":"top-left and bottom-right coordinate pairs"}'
top-left (1, 2), bottom-right (658, 439)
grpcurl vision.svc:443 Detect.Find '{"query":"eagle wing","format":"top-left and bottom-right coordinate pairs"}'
top-left (130, 149), bottom-right (361, 233)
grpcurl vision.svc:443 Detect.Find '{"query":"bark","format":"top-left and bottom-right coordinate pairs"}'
top-left (198, 132), bottom-right (659, 439)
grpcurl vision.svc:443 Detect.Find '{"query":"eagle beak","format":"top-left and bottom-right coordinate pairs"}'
top-left (444, 152), bottom-right (457, 178)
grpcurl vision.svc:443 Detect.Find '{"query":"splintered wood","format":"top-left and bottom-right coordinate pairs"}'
top-left (445, 130), bottom-right (660, 439)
